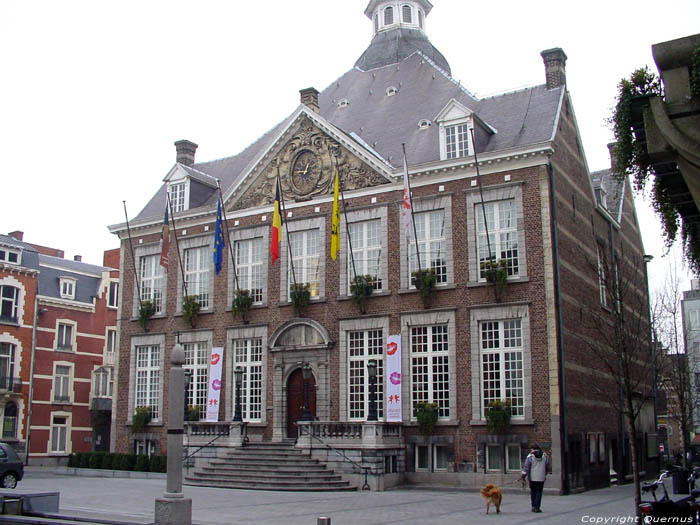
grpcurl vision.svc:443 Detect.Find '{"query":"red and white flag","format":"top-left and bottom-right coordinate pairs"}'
top-left (401, 150), bottom-right (412, 238)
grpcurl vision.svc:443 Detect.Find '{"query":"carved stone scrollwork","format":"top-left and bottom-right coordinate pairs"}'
top-left (232, 117), bottom-right (390, 211)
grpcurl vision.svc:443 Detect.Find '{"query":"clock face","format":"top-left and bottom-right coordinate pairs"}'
top-left (290, 150), bottom-right (321, 195)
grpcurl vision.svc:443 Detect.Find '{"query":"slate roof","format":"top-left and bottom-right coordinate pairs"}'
top-left (0, 234), bottom-right (40, 272)
top-left (131, 28), bottom-right (564, 224)
top-left (38, 254), bottom-right (106, 305)
top-left (591, 168), bottom-right (625, 221)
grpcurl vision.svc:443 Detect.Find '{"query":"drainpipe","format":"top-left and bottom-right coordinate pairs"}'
top-left (548, 161), bottom-right (569, 494)
top-left (25, 295), bottom-right (40, 465)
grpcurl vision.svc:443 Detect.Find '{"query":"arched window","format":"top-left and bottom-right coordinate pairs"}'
top-left (2, 402), bottom-right (17, 439)
top-left (418, 10), bottom-right (424, 29)
top-left (374, 13), bottom-right (379, 33)
top-left (402, 4), bottom-right (412, 23)
top-left (274, 324), bottom-right (325, 347)
top-left (384, 6), bottom-right (393, 25)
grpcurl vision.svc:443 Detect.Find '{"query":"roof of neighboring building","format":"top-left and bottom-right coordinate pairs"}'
top-left (590, 168), bottom-right (625, 221)
top-left (38, 254), bottom-right (106, 304)
top-left (0, 234), bottom-right (40, 272)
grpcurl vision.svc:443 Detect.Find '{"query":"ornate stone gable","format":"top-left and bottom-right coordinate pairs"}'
top-left (232, 116), bottom-right (390, 211)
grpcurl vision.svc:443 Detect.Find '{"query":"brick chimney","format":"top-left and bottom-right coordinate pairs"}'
top-left (8, 231), bottom-right (23, 241)
top-left (74, 255), bottom-right (82, 262)
top-left (541, 48), bottom-right (567, 89)
top-left (300, 87), bottom-right (320, 113)
top-left (174, 140), bottom-right (198, 166)
top-left (607, 142), bottom-right (617, 170)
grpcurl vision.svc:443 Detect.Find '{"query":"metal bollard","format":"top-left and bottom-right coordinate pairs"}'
top-left (317, 518), bottom-right (331, 525)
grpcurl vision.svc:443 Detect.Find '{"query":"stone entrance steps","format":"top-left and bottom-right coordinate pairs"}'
top-left (184, 442), bottom-right (357, 491)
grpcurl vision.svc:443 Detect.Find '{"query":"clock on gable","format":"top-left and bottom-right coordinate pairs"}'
top-left (290, 150), bottom-right (321, 196)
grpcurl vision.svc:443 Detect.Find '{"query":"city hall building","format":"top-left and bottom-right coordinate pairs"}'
top-left (109, 0), bottom-right (654, 492)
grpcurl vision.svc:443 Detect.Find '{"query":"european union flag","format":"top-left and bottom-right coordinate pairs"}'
top-left (213, 199), bottom-right (225, 275)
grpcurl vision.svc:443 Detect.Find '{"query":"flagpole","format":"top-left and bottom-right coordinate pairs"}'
top-left (402, 144), bottom-right (423, 277)
top-left (276, 166), bottom-right (299, 292)
top-left (335, 156), bottom-right (359, 284)
top-left (166, 193), bottom-right (189, 299)
top-left (216, 180), bottom-right (241, 294)
top-left (469, 128), bottom-right (494, 266)
top-left (122, 201), bottom-right (143, 309)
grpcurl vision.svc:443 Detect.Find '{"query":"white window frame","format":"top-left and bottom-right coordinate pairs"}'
top-left (466, 183), bottom-right (528, 284)
top-left (131, 337), bottom-right (163, 422)
top-left (383, 5), bottom-right (394, 26)
top-left (167, 181), bottom-right (188, 213)
top-left (55, 320), bottom-right (77, 351)
top-left (415, 444), bottom-right (430, 471)
top-left (486, 444), bottom-right (504, 472)
top-left (49, 411), bottom-right (71, 454)
top-left (475, 199), bottom-right (520, 280)
top-left (226, 325), bottom-right (267, 424)
top-left (177, 235), bottom-right (214, 312)
top-left (184, 341), bottom-right (210, 420)
top-left (108, 280), bottom-right (119, 309)
top-left (347, 329), bottom-right (385, 421)
top-left (52, 362), bottom-right (73, 403)
top-left (445, 123), bottom-right (469, 159)
top-left (409, 209), bottom-right (448, 287)
top-left (0, 248), bottom-right (20, 265)
top-left (470, 304), bottom-right (532, 425)
top-left (279, 217), bottom-right (326, 302)
top-left (59, 277), bottom-right (76, 300)
top-left (506, 444), bottom-right (522, 472)
top-left (401, 3), bottom-right (412, 23)
top-left (232, 337), bottom-right (264, 422)
top-left (93, 366), bottom-right (113, 398)
top-left (0, 284), bottom-right (20, 323)
top-left (597, 244), bottom-right (608, 308)
top-left (400, 196), bottom-right (453, 290)
top-left (433, 444), bottom-right (449, 471)
top-left (480, 319), bottom-right (525, 418)
top-left (0, 342), bottom-right (16, 390)
top-left (106, 328), bottom-right (117, 353)
top-left (228, 225), bottom-right (269, 308)
top-left (340, 207), bottom-right (388, 297)
top-left (133, 243), bottom-right (167, 317)
top-left (234, 238), bottom-right (264, 304)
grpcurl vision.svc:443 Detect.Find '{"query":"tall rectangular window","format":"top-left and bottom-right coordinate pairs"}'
top-left (94, 367), bottom-right (113, 398)
top-left (168, 182), bottom-right (186, 213)
top-left (139, 255), bottom-right (164, 314)
top-left (289, 229), bottom-right (320, 299)
top-left (348, 220), bottom-right (383, 292)
top-left (185, 246), bottom-right (210, 309)
top-left (184, 342), bottom-right (209, 420)
top-left (106, 329), bottom-right (117, 353)
top-left (348, 329), bottom-right (384, 420)
top-left (233, 338), bottom-right (263, 421)
top-left (0, 285), bottom-right (19, 322)
top-left (235, 238), bottom-right (264, 304)
top-left (50, 416), bottom-right (68, 453)
top-left (0, 343), bottom-right (15, 390)
top-left (445, 123), bottom-right (469, 159)
top-left (410, 324), bottom-right (450, 418)
top-left (481, 319), bottom-right (524, 417)
top-left (54, 365), bottom-right (71, 402)
top-left (597, 245), bottom-right (608, 307)
top-left (476, 200), bottom-right (519, 278)
top-left (409, 210), bottom-right (447, 285)
top-left (108, 281), bottom-right (119, 308)
top-left (135, 345), bottom-right (161, 420)
top-left (57, 323), bottom-right (73, 350)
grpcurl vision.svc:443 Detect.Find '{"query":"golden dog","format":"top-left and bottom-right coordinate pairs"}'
top-left (480, 483), bottom-right (502, 514)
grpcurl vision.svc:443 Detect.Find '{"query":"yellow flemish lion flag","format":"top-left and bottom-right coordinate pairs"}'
top-left (330, 169), bottom-right (340, 260)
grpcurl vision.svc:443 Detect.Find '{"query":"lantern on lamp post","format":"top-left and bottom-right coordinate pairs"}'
top-left (233, 366), bottom-right (243, 423)
top-left (367, 359), bottom-right (378, 422)
top-left (301, 363), bottom-right (313, 421)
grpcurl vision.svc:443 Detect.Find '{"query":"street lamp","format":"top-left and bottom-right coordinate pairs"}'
top-left (233, 366), bottom-right (243, 423)
top-left (367, 359), bottom-right (378, 422)
top-left (301, 363), bottom-right (313, 421)
top-left (183, 369), bottom-right (193, 421)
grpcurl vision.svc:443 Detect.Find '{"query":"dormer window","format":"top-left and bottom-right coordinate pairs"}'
top-left (402, 4), bottom-right (412, 23)
top-left (0, 249), bottom-right (20, 265)
top-left (384, 6), bottom-right (393, 25)
top-left (386, 86), bottom-right (398, 97)
top-left (436, 99), bottom-right (482, 161)
top-left (445, 124), bottom-right (469, 159)
top-left (596, 187), bottom-right (608, 209)
top-left (338, 98), bottom-right (349, 108)
top-left (60, 278), bottom-right (76, 300)
top-left (418, 119), bottom-right (431, 129)
top-left (168, 181), bottom-right (187, 213)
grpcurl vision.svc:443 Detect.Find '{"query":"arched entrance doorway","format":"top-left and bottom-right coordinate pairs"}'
top-left (286, 367), bottom-right (316, 438)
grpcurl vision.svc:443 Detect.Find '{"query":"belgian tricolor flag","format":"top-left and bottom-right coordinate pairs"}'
top-left (270, 179), bottom-right (282, 263)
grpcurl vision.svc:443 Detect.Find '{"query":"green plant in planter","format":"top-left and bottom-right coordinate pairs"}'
top-left (232, 289), bottom-right (253, 322)
top-left (411, 268), bottom-right (437, 308)
top-left (415, 401), bottom-right (439, 435)
top-left (481, 259), bottom-right (509, 301)
top-left (187, 405), bottom-right (201, 422)
top-left (290, 283), bottom-right (311, 313)
top-left (485, 399), bottom-right (512, 433)
top-left (138, 300), bottom-right (156, 330)
top-left (131, 406), bottom-right (152, 433)
top-left (182, 295), bottom-right (201, 328)
top-left (350, 274), bottom-right (376, 313)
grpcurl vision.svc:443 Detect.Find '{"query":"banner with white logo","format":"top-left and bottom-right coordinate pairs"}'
top-left (206, 346), bottom-right (224, 422)
top-left (385, 334), bottom-right (402, 422)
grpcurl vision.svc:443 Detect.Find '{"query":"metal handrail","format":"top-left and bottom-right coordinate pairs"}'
top-left (183, 432), bottom-right (227, 462)
top-left (297, 424), bottom-right (373, 490)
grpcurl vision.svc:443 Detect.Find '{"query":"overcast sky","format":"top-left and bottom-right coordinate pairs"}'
top-left (1, 0), bottom-right (698, 292)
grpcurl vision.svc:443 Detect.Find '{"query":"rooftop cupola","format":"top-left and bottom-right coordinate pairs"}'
top-left (356, 0), bottom-right (450, 74)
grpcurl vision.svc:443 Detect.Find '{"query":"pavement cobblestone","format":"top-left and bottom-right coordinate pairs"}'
top-left (14, 467), bottom-right (646, 524)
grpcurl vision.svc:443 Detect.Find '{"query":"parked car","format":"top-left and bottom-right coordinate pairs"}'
top-left (0, 442), bottom-right (23, 488)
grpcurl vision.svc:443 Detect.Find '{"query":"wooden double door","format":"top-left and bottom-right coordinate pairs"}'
top-left (286, 368), bottom-right (316, 438)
